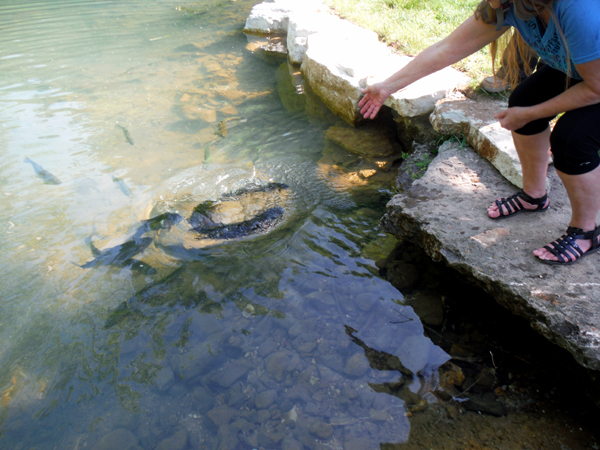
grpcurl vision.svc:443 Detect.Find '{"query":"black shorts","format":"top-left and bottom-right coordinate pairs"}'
top-left (508, 64), bottom-right (600, 175)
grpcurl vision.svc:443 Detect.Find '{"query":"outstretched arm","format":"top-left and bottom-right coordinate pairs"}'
top-left (359, 15), bottom-right (508, 119)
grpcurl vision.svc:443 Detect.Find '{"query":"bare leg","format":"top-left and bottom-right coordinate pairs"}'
top-left (488, 128), bottom-right (551, 218)
top-left (533, 164), bottom-right (600, 261)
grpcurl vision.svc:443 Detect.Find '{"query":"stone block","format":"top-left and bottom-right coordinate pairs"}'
top-left (244, 0), bottom-right (324, 36)
top-left (288, 12), bottom-right (378, 64)
top-left (302, 32), bottom-right (467, 126)
top-left (430, 96), bottom-right (524, 187)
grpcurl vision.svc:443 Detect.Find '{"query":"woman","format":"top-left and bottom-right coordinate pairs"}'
top-left (359, 0), bottom-right (600, 265)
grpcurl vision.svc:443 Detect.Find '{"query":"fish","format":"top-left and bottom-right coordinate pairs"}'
top-left (116, 124), bottom-right (134, 145)
top-left (24, 158), bottom-right (61, 185)
top-left (127, 259), bottom-right (158, 275)
top-left (216, 117), bottom-right (244, 138)
top-left (77, 236), bottom-right (154, 272)
top-left (129, 212), bottom-right (184, 245)
top-left (192, 206), bottom-right (285, 240)
top-left (112, 176), bottom-right (132, 197)
top-left (132, 212), bottom-right (183, 238)
top-left (223, 181), bottom-right (289, 199)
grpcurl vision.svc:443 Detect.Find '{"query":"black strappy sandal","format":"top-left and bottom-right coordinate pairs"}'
top-left (491, 189), bottom-right (549, 219)
top-left (535, 225), bottom-right (600, 265)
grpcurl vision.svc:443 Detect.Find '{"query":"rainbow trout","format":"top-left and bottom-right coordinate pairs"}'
top-left (117, 124), bottom-right (134, 145)
top-left (77, 236), bottom-right (155, 274)
top-left (24, 158), bottom-right (61, 185)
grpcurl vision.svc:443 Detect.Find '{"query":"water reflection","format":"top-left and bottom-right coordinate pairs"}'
top-left (0, 0), bottom-right (452, 449)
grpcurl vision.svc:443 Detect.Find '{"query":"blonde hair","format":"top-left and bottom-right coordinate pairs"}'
top-left (475, 0), bottom-right (571, 89)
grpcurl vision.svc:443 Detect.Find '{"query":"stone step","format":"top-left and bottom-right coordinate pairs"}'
top-left (430, 96), bottom-right (525, 188)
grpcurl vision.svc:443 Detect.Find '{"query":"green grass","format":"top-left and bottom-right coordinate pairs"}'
top-left (324, 0), bottom-right (493, 84)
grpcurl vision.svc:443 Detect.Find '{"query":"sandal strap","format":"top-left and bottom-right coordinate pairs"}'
top-left (592, 225), bottom-right (600, 251)
top-left (496, 189), bottom-right (547, 217)
top-left (570, 225), bottom-right (600, 251)
top-left (517, 189), bottom-right (548, 206)
top-left (544, 227), bottom-right (590, 263)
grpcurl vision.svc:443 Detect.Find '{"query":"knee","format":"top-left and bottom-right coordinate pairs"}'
top-left (508, 82), bottom-right (532, 108)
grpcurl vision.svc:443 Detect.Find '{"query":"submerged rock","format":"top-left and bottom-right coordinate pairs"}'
top-left (464, 392), bottom-right (508, 417)
top-left (91, 429), bottom-right (138, 450)
top-left (154, 430), bottom-right (188, 450)
top-left (325, 124), bottom-right (401, 159)
top-left (343, 352), bottom-right (370, 378)
top-left (408, 290), bottom-right (444, 327)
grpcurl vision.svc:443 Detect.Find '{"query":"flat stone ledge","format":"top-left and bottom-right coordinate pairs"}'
top-left (430, 96), bottom-right (523, 188)
top-left (288, 12), bottom-right (378, 65)
top-left (245, 1), bottom-right (468, 127)
top-left (244, 0), bottom-right (325, 36)
top-left (381, 141), bottom-right (600, 372)
top-left (302, 35), bottom-right (468, 126)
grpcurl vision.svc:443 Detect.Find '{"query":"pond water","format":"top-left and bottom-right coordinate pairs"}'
top-left (0, 1), bottom-right (452, 449)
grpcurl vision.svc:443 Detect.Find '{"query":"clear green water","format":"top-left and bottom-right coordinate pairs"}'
top-left (0, 1), bottom-right (450, 448)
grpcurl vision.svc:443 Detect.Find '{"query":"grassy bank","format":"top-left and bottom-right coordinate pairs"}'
top-left (323, 0), bottom-right (493, 84)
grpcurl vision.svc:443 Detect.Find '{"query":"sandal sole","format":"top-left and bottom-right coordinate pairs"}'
top-left (489, 206), bottom-right (549, 220)
top-left (534, 249), bottom-right (600, 265)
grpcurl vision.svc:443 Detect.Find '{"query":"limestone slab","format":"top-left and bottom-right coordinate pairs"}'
top-left (244, 0), bottom-right (324, 36)
top-left (430, 97), bottom-right (524, 187)
top-left (302, 33), bottom-right (468, 126)
top-left (288, 12), bottom-right (378, 64)
top-left (381, 141), bottom-right (600, 372)
top-left (381, 69), bottom-right (469, 119)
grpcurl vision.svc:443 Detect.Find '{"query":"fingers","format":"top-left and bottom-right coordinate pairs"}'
top-left (358, 91), bottom-right (381, 119)
top-left (364, 104), bottom-right (379, 119)
top-left (359, 100), bottom-right (372, 117)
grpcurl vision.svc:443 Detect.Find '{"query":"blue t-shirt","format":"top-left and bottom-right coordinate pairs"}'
top-left (503, 0), bottom-right (600, 80)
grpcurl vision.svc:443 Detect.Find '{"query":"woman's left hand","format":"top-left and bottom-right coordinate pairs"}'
top-left (494, 106), bottom-right (533, 131)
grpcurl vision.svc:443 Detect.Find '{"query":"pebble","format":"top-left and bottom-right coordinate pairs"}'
top-left (255, 389), bottom-right (278, 409)
top-left (91, 429), bottom-right (138, 450)
top-left (344, 353), bottom-right (370, 378)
